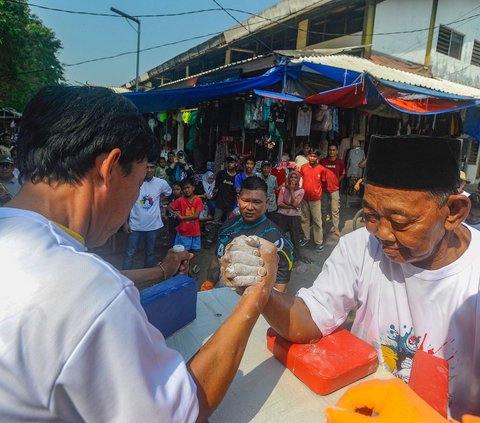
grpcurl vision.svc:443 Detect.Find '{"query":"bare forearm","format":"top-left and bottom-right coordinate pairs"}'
top-left (262, 290), bottom-right (323, 343)
top-left (188, 295), bottom-right (265, 422)
top-left (121, 267), bottom-right (166, 289)
top-left (180, 212), bottom-right (200, 221)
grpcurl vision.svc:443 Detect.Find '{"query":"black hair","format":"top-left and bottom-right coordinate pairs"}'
top-left (172, 181), bottom-right (182, 189)
top-left (243, 156), bottom-right (255, 164)
top-left (167, 151), bottom-right (175, 156)
top-left (180, 177), bottom-right (195, 188)
top-left (239, 176), bottom-right (267, 195)
top-left (17, 85), bottom-right (159, 184)
top-left (328, 142), bottom-right (339, 149)
top-left (470, 192), bottom-right (480, 209)
top-left (303, 142), bottom-right (311, 147)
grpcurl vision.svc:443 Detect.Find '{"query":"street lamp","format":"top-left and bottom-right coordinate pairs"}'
top-left (110, 7), bottom-right (141, 92)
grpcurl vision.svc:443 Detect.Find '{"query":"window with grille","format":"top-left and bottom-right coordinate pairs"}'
top-left (436, 25), bottom-right (464, 60)
top-left (471, 40), bottom-right (480, 67)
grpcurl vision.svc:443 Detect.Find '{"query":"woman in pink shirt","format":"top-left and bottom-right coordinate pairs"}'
top-left (277, 171), bottom-right (304, 259)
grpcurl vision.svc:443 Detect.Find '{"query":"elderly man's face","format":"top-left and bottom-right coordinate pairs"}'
top-left (238, 188), bottom-right (268, 223)
top-left (362, 184), bottom-right (449, 267)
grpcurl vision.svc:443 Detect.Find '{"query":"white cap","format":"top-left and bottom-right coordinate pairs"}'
top-left (172, 244), bottom-right (185, 253)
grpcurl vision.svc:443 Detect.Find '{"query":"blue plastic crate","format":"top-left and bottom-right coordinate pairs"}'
top-left (140, 275), bottom-right (197, 338)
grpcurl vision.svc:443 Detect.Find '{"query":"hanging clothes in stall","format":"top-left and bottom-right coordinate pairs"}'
top-left (296, 105), bottom-right (312, 137)
top-left (269, 102), bottom-right (288, 142)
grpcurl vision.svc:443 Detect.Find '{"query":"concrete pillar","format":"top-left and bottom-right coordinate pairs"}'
top-left (296, 19), bottom-right (309, 49)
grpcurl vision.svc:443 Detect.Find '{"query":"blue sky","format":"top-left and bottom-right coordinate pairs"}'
top-left (31, 0), bottom-right (278, 87)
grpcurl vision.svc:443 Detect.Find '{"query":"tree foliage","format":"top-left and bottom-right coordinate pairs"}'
top-left (0, 0), bottom-right (64, 111)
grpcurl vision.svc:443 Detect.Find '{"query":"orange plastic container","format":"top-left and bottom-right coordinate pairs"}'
top-left (266, 327), bottom-right (378, 395)
top-left (408, 349), bottom-right (449, 418)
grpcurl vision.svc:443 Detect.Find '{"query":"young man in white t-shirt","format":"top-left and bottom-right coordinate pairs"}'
top-left (122, 160), bottom-right (171, 269)
top-left (232, 135), bottom-right (478, 420)
top-left (0, 86), bottom-right (278, 422)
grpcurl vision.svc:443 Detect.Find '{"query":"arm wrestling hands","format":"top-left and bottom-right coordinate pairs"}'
top-left (187, 235), bottom-right (279, 422)
top-left (325, 378), bottom-right (479, 423)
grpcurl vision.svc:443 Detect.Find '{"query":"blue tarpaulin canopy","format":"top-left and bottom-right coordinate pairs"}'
top-left (124, 67), bottom-right (284, 113)
top-left (124, 59), bottom-right (480, 118)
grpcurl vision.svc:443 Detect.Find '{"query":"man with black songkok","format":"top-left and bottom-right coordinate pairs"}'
top-left (237, 136), bottom-right (478, 419)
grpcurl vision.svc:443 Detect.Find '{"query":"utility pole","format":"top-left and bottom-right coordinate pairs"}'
top-left (111, 7), bottom-right (141, 92)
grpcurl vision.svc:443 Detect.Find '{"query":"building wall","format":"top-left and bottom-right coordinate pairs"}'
top-left (430, 0), bottom-right (480, 88)
top-left (372, 0), bottom-right (432, 65)
top-left (372, 0), bottom-right (480, 88)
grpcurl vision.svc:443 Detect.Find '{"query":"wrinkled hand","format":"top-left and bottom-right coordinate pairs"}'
top-left (325, 378), bottom-right (448, 423)
top-left (161, 249), bottom-right (193, 279)
top-left (220, 235), bottom-right (278, 289)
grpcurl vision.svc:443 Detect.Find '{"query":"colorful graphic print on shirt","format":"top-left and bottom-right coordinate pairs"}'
top-left (139, 195), bottom-right (154, 209)
top-left (380, 324), bottom-right (456, 385)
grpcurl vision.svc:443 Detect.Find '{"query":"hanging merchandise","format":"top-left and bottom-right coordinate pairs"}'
top-left (244, 100), bottom-right (260, 129)
top-left (269, 102), bottom-right (288, 142)
top-left (262, 97), bottom-right (273, 121)
top-left (296, 104), bottom-right (312, 137)
top-left (312, 105), bottom-right (332, 132)
top-left (158, 111), bottom-right (168, 123)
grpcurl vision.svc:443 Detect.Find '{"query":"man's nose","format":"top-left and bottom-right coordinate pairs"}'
top-left (246, 201), bottom-right (254, 210)
top-left (371, 217), bottom-right (396, 243)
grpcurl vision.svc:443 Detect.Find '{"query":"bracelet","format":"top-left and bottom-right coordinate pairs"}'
top-left (158, 262), bottom-right (166, 281)
top-left (273, 287), bottom-right (281, 292)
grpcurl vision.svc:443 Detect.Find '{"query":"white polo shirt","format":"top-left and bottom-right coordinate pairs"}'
top-left (0, 208), bottom-right (198, 422)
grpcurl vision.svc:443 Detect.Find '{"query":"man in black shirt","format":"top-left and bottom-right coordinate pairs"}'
top-left (204, 155), bottom-right (238, 247)
top-left (201, 176), bottom-right (294, 292)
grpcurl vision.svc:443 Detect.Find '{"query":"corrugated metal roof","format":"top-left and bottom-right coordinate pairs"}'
top-left (292, 54), bottom-right (480, 98)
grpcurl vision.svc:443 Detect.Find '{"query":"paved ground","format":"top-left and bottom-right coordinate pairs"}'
top-left (98, 192), bottom-right (365, 294)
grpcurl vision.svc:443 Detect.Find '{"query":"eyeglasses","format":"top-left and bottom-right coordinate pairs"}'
top-left (0, 163), bottom-right (13, 168)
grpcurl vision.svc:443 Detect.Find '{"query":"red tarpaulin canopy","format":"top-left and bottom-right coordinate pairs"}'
top-left (304, 82), bottom-right (367, 108)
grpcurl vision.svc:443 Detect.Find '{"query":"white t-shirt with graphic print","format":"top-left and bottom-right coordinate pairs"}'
top-left (129, 177), bottom-right (172, 231)
top-left (297, 225), bottom-right (480, 419)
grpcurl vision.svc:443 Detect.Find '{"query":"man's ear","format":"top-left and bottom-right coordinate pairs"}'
top-left (445, 194), bottom-right (471, 230)
top-left (95, 148), bottom-right (122, 188)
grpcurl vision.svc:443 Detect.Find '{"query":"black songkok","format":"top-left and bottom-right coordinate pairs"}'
top-left (365, 135), bottom-right (461, 190)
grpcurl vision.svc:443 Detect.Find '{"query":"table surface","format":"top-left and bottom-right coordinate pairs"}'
top-left (166, 288), bottom-right (391, 423)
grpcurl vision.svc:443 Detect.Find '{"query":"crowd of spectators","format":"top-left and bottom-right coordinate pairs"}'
top-left (118, 142), bottom-right (349, 278)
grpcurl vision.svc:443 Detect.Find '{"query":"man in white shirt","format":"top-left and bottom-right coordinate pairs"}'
top-left (238, 135), bottom-right (478, 420)
top-left (0, 85), bottom-right (277, 422)
top-left (122, 160), bottom-right (171, 269)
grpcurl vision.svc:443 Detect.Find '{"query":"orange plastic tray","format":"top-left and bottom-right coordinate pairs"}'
top-left (266, 327), bottom-right (378, 395)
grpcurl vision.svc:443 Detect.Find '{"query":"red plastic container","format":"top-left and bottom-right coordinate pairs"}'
top-left (408, 349), bottom-right (449, 418)
top-left (266, 327), bottom-right (378, 395)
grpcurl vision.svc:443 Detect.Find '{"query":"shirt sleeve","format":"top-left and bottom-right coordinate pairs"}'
top-left (234, 174), bottom-right (242, 190)
top-left (161, 180), bottom-right (172, 197)
top-left (50, 286), bottom-right (199, 423)
top-left (296, 230), bottom-right (367, 336)
top-left (194, 197), bottom-right (204, 212)
top-left (170, 198), bottom-right (179, 210)
top-left (277, 187), bottom-right (286, 206)
top-left (276, 235), bottom-right (294, 283)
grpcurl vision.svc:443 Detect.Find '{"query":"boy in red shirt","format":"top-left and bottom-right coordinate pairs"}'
top-left (169, 177), bottom-right (204, 252)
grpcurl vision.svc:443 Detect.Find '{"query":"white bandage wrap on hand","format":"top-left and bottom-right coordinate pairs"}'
top-left (221, 235), bottom-right (268, 287)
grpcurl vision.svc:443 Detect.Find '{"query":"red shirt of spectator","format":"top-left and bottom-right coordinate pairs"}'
top-left (170, 196), bottom-right (204, 236)
top-left (319, 144), bottom-right (346, 193)
top-left (300, 158), bottom-right (328, 201)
